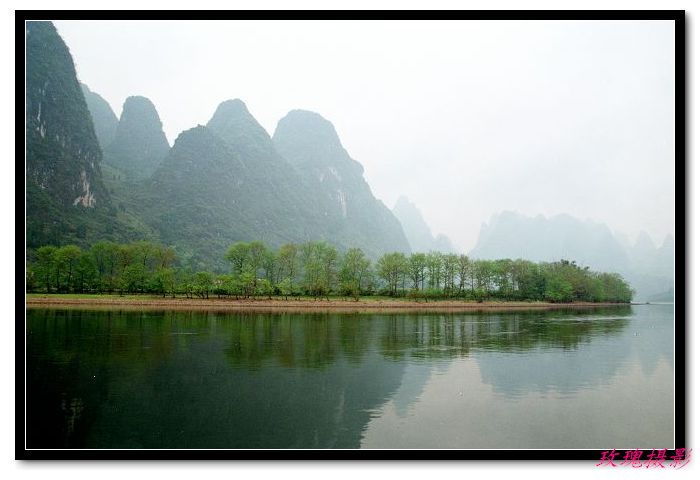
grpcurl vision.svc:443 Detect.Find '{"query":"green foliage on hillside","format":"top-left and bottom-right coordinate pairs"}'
top-left (25, 21), bottom-right (127, 249)
top-left (26, 22), bottom-right (107, 207)
top-left (137, 125), bottom-right (321, 272)
top-left (24, 22), bottom-right (165, 252)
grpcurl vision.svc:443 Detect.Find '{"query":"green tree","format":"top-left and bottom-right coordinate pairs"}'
top-left (319, 243), bottom-right (338, 297)
top-left (132, 241), bottom-right (158, 271)
top-left (408, 253), bottom-right (427, 291)
top-left (247, 240), bottom-right (268, 285)
top-left (74, 252), bottom-right (97, 293)
top-left (300, 241), bottom-right (337, 298)
top-left (35, 245), bottom-right (57, 292)
top-left (256, 278), bottom-right (274, 299)
top-left (193, 271), bottom-right (213, 299)
top-left (212, 274), bottom-right (237, 298)
top-left (27, 239), bottom-right (635, 305)
top-left (377, 252), bottom-right (407, 296)
top-left (277, 243), bottom-right (299, 282)
top-left (543, 262), bottom-right (574, 302)
top-left (474, 260), bottom-right (493, 298)
top-left (441, 253), bottom-right (459, 296)
top-left (90, 241), bottom-right (119, 293)
top-left (54, 245), bottom-right (81, 292)
top-left (492, 259), bottom-right (513, 299)
top-left (426, 251), bottom-right (443, 291)
top-left (121, 263), bottom-right (147, 294)
top-left (277, 277), bottom-right (296, 300)
top-left (26, 265), bottom-right (37, 292)
top-left (339, 247), bottom-right (371, 300)
top-left (176, 268), bottom-right (195, 298)
top-left (155, 245), bottom-right (177, 270)
top-left (597, 272), bottom-right (634, 302)
top-left (511, 259), bottom-right (544, 301)
top-left (261, 248), bottom-right (277, 285)
top-left (456, 255), bottom-right (471, 296)
top-left (225, 242), bottom-right (250, 276)
top-left (151, 267), bottom-right (176, 297)
top-left (239, 271), bottom-right (256, 298)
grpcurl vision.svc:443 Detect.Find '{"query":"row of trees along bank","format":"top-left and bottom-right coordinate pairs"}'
top-left (26, 240), bottom-right (634, 303)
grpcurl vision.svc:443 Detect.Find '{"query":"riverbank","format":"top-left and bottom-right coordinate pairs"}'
top-left (25, 294), bottom-right (632, 313)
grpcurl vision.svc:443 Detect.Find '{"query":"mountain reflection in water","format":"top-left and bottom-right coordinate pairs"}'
top-left (27, 305), bottom-right (673, 449)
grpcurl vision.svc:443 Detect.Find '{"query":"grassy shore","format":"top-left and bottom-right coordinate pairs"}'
top-left (25, 293), bottom-right (632, 313)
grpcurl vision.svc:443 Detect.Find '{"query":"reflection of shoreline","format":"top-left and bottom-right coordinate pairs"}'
top-left (362, 306), bottom-right (673, 449)
top-left (29, 307), bottom-right (634, 370)
top-left (475, 305), bottom-right (671, 398)
top-left (26, 307), bottom-right (639, 448)
top-left (26, 296), bottom-right (633, 313)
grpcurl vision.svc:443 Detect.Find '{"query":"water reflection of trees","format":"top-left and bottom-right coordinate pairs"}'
top-left (379, 307), bottom-right (631, 360)
top-left (28, 307), bottom-right (632, 374)
top-left (222, 307), bottom-right (632, 368)
top-left (27, 307), bottom-right (632, 448)
top-left (223, 313), bottom-right (375, 369)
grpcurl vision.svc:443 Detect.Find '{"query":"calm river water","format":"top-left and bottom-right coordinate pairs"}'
top-left (26, 304), bottom-right (674, 449)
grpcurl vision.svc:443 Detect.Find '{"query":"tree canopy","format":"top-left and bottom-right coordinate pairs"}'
top-left (27, 240), bottom-right (634, 303)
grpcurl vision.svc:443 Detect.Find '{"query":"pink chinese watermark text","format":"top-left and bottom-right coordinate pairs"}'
top-left (596, 448), bottom-right (691, 469)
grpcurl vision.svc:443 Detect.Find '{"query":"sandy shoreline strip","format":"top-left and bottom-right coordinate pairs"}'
top-left (25, 296), bottom-right (632, 313)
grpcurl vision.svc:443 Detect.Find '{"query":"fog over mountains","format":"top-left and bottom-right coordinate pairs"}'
top-left (27, 21), bottom-right (412, 270)
top-left (273, 110), bottom-right (411, 258)
top-left (392, 196), bottom-right (455, 253)
top-left (80, 83), bottom-right (118, 151)
top-left (104, 95), bottom-right (171, 180)
top-left (51, 19), bottom-right (675, 266)
top-left (469, 211), bottom-right (674, 301)
top-left (26, 21), bottom-right (674, 299)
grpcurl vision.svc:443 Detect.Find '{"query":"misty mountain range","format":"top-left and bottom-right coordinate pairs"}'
top-left (25, 21), bottom-right (673, 300)
top-left (470, 211), bottom-right (674, 301)
top-left (392, 196), bottom-right (455, 253)
top-left (26, 21), bottom-right (414, 270)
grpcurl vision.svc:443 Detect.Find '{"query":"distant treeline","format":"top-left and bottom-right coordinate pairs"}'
top-left (26, 240), bottom-right (634, 303)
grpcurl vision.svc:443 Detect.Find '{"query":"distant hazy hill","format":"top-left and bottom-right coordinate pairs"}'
top-left (104, 96), bottom-right (170, 179)
top-left (470, 211), bottom-right (674, 301)
top-left (471, 211), bottom-right (629, 272)
top-left (25, 21), bottom-right (120, 248)
top-left (273, 110), bottom-right (411, 258)
top-left (624, 232), bottom-right (674, 302)
top-left (392, 196), bottom-right (456, 253)
top-left (81, 83), bottom-right (118, 151)
top-left (434, 234), bottom-right (455, 253)
top-left (657, 234), bottom-right (675, 278)
top-left (629, 231), bottom-right (674, 279)
top-left (647, 288), bottom-right (674, 303)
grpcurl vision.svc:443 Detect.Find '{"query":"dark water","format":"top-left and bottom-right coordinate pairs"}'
top-left (25, 305), bottom-right (674, 449)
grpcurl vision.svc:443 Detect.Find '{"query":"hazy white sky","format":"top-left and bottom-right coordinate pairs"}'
top-left (53, 20), bottom-right (675, 252)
